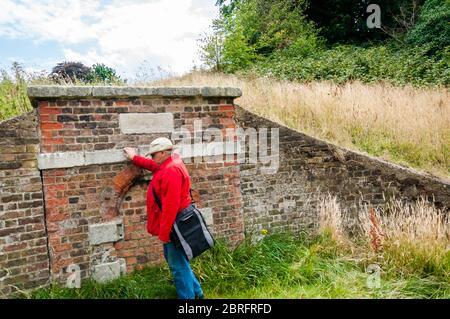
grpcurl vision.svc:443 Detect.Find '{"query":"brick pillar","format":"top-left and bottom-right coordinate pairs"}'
top-left (28, 86), bottom-right (244, 284)
top-left (0, 110), bottom-right (50, 296)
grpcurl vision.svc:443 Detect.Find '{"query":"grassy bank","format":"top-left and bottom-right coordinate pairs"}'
top-left (1, 69), bottom-right (449, 179)
top-left (20, 196), bottom-right (449, 299)
top-left (153, 71), bottom-right (450, 179)
top-left (0, 70), bottom-right (32, 121)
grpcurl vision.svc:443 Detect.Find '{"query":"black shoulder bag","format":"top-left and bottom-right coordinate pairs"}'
top-left (152, 187), bottom-right (214, 260)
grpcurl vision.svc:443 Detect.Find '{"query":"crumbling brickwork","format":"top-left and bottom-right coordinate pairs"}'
top-left (235, 106), bottom-right (450, 236)
top-left (0, 110), bottom-right (49, 297)
top-left (30, 87), bottom-right (245, 284)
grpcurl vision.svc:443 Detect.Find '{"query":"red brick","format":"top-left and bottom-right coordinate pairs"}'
top-left (3, 242), bottom-right (27, 252)
top-left (46, 198), bottom-right (68, 207)
top-left (41, 123), bottom-right (63, 130)
top-left (220, 118), bottom-right (235, 125)
top-left (219, 105), bottom-right (235, 111)
top-left (42, 138), bottom-right (64, 145)
top-left (41, 130), bottom-right (54, 139)
top-left (40, 114), bottom-right (54, 122)
top-left (45, 184), bottom-right (66, 192)
top-left (41, 145), bottom-right (55, 153)
top-left (40, 108), bottom-right (62, 115)
top-left (46, 212), bottom-right (69, 222)
top-left (115, 100), bottom-right (129, 106)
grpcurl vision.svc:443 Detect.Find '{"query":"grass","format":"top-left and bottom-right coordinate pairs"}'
top-left (21, 233), bottom-right (449, 299)
top-left (153, 71), bottom-right (450, 179)
top-left (20, 195), bottom-right (449, 299)
top-left (0, 69), bottom-right (32, 121)
top-left (1, 67), bottom-right (449, 178)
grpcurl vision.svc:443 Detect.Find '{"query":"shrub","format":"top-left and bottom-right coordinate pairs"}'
top-left (0, 63), bottom-right (32, 121)
top-left (50, 61), bottom-right (92, 83)
top-left (251, 43), bottom-right (449, 86)
top-left (406, 0), bottom-right (450, 55)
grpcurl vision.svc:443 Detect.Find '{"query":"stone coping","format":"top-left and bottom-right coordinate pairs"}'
top-left (27, 85), bottom-right (242, 104)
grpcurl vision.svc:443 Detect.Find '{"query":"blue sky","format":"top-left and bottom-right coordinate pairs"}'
top-left (0, 0), bottom-right (219, 81)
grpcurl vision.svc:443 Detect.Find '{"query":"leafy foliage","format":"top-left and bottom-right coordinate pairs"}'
top-left (201, 0), bottom-right (449, 86)
top-left (50, 61), bottom-right (93, 83)
top-left (89, 63), bottom-right (124, 84)
top-left (50, 61), bottom-right (124, 84)
top-left (406, 0), bottom-right (450, 54)
top-left (0, 63), bottom-right (32, 121)
top-left (252, 43), bottom-right (450, 86)
top-left (305, 0), bottom-right (426, 44)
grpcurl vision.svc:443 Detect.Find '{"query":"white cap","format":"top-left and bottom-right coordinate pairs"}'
top-left (147, 137), bottom-right (173, 155)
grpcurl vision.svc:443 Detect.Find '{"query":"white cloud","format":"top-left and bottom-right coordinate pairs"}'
top-left (0, 0), bottom-right (219, 79)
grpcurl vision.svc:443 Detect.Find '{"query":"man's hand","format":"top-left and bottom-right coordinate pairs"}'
top-left (123, 147), bottom-right (137, 160)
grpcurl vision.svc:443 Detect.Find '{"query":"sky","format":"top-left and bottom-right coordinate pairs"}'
top-left (0, 0), bottom-right (219, 82)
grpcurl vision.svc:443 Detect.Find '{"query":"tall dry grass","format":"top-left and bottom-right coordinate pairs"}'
top-left (316, 194), bottom-right (449, 277)
top-left (151, 71), bottom-right (450, 179)
top-left (359, 198), bottom-right (450, 276)
top-left (317, 194), bottom-right (348, 246)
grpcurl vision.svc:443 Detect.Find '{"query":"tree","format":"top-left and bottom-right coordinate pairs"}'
top-left (216, 0), bottom-right (241, 17)
top-left (305, 0), bottom-right (426, 44)
top-left (50, 61), bottom-right (124, 84)
top-left (89, 63), bottom-right (124, 84)
top-left (198, 19), bottom-right (226, 72)
top-left (209, 0), bottom-right (318, 71)
top-left (50, 61), bottom-right (92, 83)
top-left (406, 0), bottom-right (450, 54)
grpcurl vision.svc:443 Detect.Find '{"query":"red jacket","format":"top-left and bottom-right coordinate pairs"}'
top-left (132, 153), bottom-right (192, 242)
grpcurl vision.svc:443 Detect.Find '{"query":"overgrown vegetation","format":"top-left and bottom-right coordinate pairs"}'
top-left (200, 0), bottom-right (449, 86)
top-left (50, 62), bottom-right (125, 84)
top-left (153, 71), bottom-right (450, 179)
top-left (21, 195), bottom-right (449, 299)
top-left (0, 61), bottom-right (125, 121)
top-left (0, 63), bottom-right (32, 121)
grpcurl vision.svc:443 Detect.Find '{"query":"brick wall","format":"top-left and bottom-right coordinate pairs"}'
top-left (235, 106), bottom-right (450, 236)
top-left (29, 86), bottom-right (245, 284)
top-left (0, 110), bottom-right (49, 297)
top-left (1, 86), bottom-right (449, 297)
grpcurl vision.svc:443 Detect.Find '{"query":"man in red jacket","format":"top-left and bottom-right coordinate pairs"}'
top-left (123, 137), bottom-right (203, 299)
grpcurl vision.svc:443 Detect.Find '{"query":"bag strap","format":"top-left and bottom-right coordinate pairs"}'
top-left (152, 187), bottom-right (162, 211)
top-left (190, 188), bottom-right (195, 203)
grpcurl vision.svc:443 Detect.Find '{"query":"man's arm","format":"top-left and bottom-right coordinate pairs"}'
top-left (123, 147), bottom-right (158, 172)
top-left (132, 155), bottom-right (158, 173)
top-left (159, 168), bottom-right (183, 243)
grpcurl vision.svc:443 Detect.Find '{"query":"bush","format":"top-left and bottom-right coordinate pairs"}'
top-left (88, 63), bottom-right (124, 84)
top-left (49, 61), bottom-right (124, 84)
top-left (406, 0), bottom-right (450, 55)
top-left (50, 61), bottom-right (92, 83)
top-left (251, 42), bottom-right (449, 86)
top-left (0, 63), bottom-right (32, 121)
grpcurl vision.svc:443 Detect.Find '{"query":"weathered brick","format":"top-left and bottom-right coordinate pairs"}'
top-left (41, 123), bottom-right (63, 130)
top-left (57, 115), bottom-right (79, 122)
top-left (40, 108), bottom-right (61, 115)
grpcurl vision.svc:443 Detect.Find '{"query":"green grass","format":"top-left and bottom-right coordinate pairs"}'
top-left (251, 43), bottom-right (450, 87)
top-left (347, 125), bottom-right (450, 175)
top-left (20, 233), bottom-right (450, 299)
top-left (0, 70), bottom-right (32, 121)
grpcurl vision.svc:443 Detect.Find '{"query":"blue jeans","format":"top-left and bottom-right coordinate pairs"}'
top-left (163, 242), bottom-right (203, 299)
